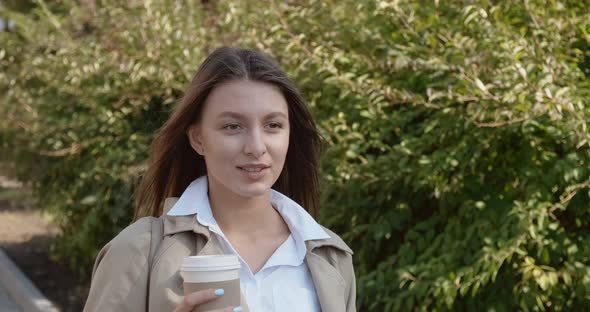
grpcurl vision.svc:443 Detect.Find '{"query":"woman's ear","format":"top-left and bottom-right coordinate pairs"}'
top-left (187, 125), bottom-right (205, 155)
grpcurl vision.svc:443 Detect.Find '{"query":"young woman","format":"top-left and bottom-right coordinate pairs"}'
top-left (83, 47), bottom-right (356, 312)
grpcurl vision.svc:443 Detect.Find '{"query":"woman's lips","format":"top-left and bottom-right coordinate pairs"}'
top-left (237, 166), bottom-right (269, 180)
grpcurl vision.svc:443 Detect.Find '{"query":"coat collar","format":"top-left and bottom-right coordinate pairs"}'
top-left (167, 176), bottom-right (331, 243)
top-left (162, 212), bottom-right (353, 255)
top-left (162, 197), bottom-right (353, 255)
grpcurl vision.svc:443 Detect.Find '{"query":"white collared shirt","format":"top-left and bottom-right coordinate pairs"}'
top-left (167, 176), bottom-right (329, 311)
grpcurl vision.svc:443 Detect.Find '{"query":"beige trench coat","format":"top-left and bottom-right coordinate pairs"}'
top-left (83, 198), bottom-right (356, 312)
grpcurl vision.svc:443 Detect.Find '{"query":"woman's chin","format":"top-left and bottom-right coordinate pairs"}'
top-left (227, 177), bottom-right (274, 198)
top-left (234, 184), bottom-right (271, 198)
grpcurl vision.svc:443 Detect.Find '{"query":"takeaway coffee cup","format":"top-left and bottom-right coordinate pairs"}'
top-left (180, 255), bottom-right (241, 311)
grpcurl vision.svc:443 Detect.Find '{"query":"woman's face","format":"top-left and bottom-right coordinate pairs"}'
top-left (188, 79), bottom-right (290, 199)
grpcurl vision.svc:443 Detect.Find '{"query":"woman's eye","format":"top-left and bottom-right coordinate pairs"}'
top-left (223, 124), bottom-right (242, 131)
top-left (267, 122), bottom-right (283, 129)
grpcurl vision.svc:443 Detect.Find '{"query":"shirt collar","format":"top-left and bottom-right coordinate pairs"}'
top-left (166, 175), bottom-right (330, 246)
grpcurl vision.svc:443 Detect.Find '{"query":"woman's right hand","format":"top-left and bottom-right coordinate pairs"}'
top-left (173, 288), bottom-right (242, 312)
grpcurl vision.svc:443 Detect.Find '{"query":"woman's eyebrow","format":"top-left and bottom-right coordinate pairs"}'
top-left (264, 112), bottom-right (288, 119)
top-left (216, 111), bottom-right (288, 119)
top-left (217, 111), bottom-right (245, 119)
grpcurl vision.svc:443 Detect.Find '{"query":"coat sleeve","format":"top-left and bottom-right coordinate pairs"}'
top-left (83, 218), bottom-right (153, 312)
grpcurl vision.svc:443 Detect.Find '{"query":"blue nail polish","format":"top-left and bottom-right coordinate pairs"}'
top-left (214, 288), bottom-right (224, 296)
top-left (233, 307), bottom-right (242, 312)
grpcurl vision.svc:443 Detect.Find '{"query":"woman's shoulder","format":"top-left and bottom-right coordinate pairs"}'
top-left (99, 217), bottom-right (156, 259)
top-left (89, 217), bottom-right (158, 284)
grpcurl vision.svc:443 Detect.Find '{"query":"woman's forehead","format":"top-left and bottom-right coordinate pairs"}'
top-left (203, 80), bottom-right (289, 116)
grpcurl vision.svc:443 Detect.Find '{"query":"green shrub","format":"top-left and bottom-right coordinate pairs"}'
top-left (0, 0), bottom-right (215, 273)
top-left (1, 0), bottom-right (589, 310)
top-left (228, 1), bottom-right (590, 310)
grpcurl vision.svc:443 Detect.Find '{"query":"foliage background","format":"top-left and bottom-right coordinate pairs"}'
top-left (1, 0), bottom-right (589, 310)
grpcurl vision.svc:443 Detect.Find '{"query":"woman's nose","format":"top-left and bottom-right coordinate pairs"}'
top-left (243, 128), bottom-right (267, 158)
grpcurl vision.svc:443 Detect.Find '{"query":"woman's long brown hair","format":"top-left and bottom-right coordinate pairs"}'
top-left (133, 47), bottom-right (322, 220)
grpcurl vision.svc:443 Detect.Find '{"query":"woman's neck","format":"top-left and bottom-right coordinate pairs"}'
top-left (207, 181), bottom-right (287, 238)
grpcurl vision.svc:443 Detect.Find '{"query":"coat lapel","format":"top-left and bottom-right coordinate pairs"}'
top-left (305, 251), bottom-right (347, 312)
top-left (167, 214), bottom-right (251, 312)
top-left (194, 231), bottom-right (224, 256)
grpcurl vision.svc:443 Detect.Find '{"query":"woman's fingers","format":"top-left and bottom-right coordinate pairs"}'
top-left (207, 307), bottom-right (242, 312)
top-left (172, 288), bottom-right (222, 312)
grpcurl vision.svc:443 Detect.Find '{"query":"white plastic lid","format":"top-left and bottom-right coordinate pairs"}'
top-left (181, 255), bottom-right (241, 272)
